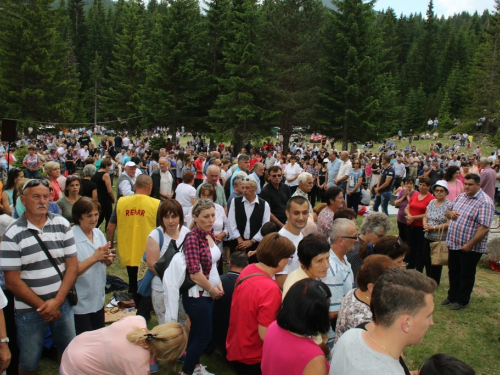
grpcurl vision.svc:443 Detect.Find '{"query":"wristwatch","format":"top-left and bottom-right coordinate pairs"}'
top-left (0, 337), bottom-right (9, 343)
top-left (250, 239), bottom-right (256, 245)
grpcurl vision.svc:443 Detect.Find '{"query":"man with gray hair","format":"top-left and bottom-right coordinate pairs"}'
top-left (479, 157), bottom-right (496, 201)
top-left (197, 164), bottom-right (227, 211)
top-left (248, 162), bottom-right (265, 195)
top-left (292, 172), bottom-right (314, 213)
top-left (227, 172), bottom-right (247, 211)
top-left (227, 176), bottom-right (270, 258)
top-left (322, 218), bottom-right (356, 348)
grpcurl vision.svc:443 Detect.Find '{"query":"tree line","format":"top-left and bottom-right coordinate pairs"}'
top-left (1, 0), bottom-right (500, 150)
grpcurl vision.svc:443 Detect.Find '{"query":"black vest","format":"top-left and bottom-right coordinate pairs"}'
top-left (234, 196), bottom-right (266, 240)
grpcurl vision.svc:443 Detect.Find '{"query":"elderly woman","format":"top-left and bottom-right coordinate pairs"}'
top-left (81, 164), bottom-right (97, 201)
top-left (443, 166), bottom-right (463, 202)
top-left (227, 233), bottom-right (295, 374)
top-left (347, 212), bottom-right (392, 284)
top-left (45, 161), bottom-right (64, 202)
top-left (145, 199), bottom-right (189, 324)
top-left (180, 199), bottom-right (223, 375)
top-left (262, 279), bottom-right (331, 375)
top-left (22, 146), bottom-right (41, 178)
top-left (71, 197), bottom-right (115, 335)
top-left (57, 175), bottom-right (82, 224)
top-left (61, 316), bottom-right (187, 375)
top-left (282, 234), bottom-right (330, 298)
top-left (334, 254), bottom-right (397, 344)
top-left (358, 236), bottom-right (409, 269)
top-left (405, 176), bottom-right (434, 271)
top-left (422, 181), bottom-right (451, 285)
top-left (317, 186), bottom-right (344, 239)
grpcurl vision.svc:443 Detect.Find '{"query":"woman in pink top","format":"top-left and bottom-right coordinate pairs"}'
top-left (261, 279), bottom-right (331, 375)
top-left (60, 316), bottom-right (187, 375)
top-left (444, 166), bottom-right (464, 201)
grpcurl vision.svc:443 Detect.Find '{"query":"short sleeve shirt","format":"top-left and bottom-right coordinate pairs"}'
top-left (378, 166), bottom-right (395, 192)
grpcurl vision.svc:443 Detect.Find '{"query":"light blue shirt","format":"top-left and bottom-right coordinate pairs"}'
top-left (327, 158), bottom-right (342, 188)
top-left (322, 250), bottom-right (353, 343)
top-left (72, 225), bottom-right (107, 315)
top-left (249, 172), bottom-right (261, 194)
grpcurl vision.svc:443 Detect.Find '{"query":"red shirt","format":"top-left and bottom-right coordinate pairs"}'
top-left (226, 264), bottom-right (282, 364)
top-left (408, 192), bottom-right (435, 227)
top-left (193, 158), bottom-right (204, 180)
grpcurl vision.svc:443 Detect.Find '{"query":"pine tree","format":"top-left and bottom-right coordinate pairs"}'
top-left (261, 0), bottom-right (326, 151)
top-left (68, 0), bottom-right (88, 83)
top-left (438, 91), bottom-right (453, 129)
top-left (100, 0), bottom-right (147, 131)
top-left (403, 85), bottom-right (427, 130)
top-left (318, 0), bottom-right (382, 149)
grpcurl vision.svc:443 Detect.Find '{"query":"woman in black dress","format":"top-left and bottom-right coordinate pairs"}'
top-left (81, 164), bottom-right (98, 201)
top-left (92, 157), bottom-right (115, 230)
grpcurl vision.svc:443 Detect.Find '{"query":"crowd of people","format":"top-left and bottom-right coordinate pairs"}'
top-left (0, 127), bottom-right (493, 375)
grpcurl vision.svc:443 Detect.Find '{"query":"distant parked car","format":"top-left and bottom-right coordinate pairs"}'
top-left (309, 133), bottom-right (323, 143)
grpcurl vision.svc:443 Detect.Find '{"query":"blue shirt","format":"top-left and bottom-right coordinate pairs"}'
top-left (327, 158), bottom-right (342, 188)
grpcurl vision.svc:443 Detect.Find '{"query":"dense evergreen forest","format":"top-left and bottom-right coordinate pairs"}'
top-left (1, 0), bottom-right (500, 149)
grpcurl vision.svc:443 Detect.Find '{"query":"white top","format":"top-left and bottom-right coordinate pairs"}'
top-left (174, 183), bottom-right (196, 217)
top-left (330, 329), bottom-right (404, 375)
top-left (337, 160), bottom-right (353, 181)
top-left (276, 227), bottom-right (303, 275)
top-left (227, 196), bottom-right (270, 242)
top-left (148, 226), bottom-right (190, 291)
top-left (0, 288), bottom-right (7, 310)
top-left (159, 170), bottom-right (173, 196)
top-left (284, 163), bottom-right (302, 187)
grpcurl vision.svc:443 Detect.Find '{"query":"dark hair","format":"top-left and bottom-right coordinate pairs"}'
top-left (4, 168), bottom-right (23, 191)
top-left (444, 166), bottom-right (460, 181)
top-left (357, 254), bottom-right (397, 292)
top-left (267, 165), bottom-right (281, 175)
top-left (158, 199), bottom-right (184, 231)
top-left (256, 233), bottom-right (295, 268)
top-left (64, 175), bottom-right (81, 197)
top-left (333, 207), bottom-right (356, 221)
top-left (360, 236), bottom-right (408, 261)
top-left (464, 173), bottom-right (480, 184)
top-left (229, 251), bottom-right (249, 269)
top-left (238, 154), bottom-right (250, 163)
top-left (382, 155), bottom-right (391, 163)
top-left (402, 177), bottom-right (414, 184)
top-left (260, 222), bottom-right (278, 236)
top-left (182, 170), bottom-right (195, 184)
top-left (371, 269), bottom-right (437, 327)
top-left (199, 183), bottom-right (217, 201)
top-left (324, 186), bottom-right (343, 207)
top-left (151, 150), bottom-right (160, 162)
top-left (286, 195), bottom-right (309, 211)
top-left (277, 279), bottom-right (331, 337)
top-left (418, 176), bottom-right (431, 186)
top-left (419, 353), bottom-right (475, 375)
top-left (297, 234), bottom-right (330, 269)
top-left (72, 197), bottom-right (101, 225)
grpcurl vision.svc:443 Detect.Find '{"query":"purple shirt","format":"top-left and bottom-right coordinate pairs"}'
top-left (396, 189), bottom-right (417, 223)
top-left (480, 167), bottom-right (496, 201)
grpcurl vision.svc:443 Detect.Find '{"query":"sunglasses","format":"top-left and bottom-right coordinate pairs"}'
top-left (22, 179), bottom-right (49, 192)
top-left (271, 174), bottom-right (282, 178)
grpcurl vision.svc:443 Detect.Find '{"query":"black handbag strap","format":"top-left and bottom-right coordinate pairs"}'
top-left (29, 229), bottom-right (64, 282)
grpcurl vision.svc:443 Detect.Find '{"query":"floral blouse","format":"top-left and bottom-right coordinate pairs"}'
top-left (424, 199), bottom-right (451, 241)
top-left (305, 166), bottom-right (318, 186)
top-left (335, 288), bottom-right (371, 344)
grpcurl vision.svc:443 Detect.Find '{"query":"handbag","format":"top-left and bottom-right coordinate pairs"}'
top-left (430, 226), bottom-right (449, 266)
top-left (137, 228), bottom-right (164, 297)
top-left (154, 232), bottom-right (188, 281)
top-left (29, 230), bottom-right (78, 306)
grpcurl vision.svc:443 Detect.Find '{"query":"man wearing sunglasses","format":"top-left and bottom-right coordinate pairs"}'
top-left (1, 179), bottom-right (78, 374)
top-left (260, 166), bottom-right (291, 230)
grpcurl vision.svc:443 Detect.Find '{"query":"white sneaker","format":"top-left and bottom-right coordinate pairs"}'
top-left (193, 364), bottom-right (215, 375)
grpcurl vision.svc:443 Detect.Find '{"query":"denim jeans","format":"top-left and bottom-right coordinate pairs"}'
top-left (24, 169), bottom-right (39, 178)
top-left (182, 295), bottom-right (214, 374)
top-left (16, 300), bottom-right (75, 371)
top-left (373, 191), bottom-right (391, 215)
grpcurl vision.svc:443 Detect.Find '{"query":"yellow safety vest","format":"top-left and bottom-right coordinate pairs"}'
top-left (116, 194), bottom-right (160, 266)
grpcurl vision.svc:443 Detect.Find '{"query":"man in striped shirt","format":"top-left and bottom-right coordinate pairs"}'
top-left (1, 179), bottom-right (77, 374)
top-left (443, 173), bottom-right (494, 311)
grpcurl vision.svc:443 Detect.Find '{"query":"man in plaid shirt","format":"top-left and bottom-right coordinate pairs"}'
top-left (442, 173), bottom-right (494, 311)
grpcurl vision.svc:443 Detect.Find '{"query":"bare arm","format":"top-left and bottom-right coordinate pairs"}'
top-left (258, 324), bottom-right (267, 341)
top-left (269, 213), bottom-right (285, 229)
top-left (4, 270), bottom-right (45, 311)
top-left (302, 355), bottom-right (328, 375)
top-left (1, 192), bottom-right (11, 216)
top-left (0, 309), bottom-right (10, 373)
top-left (145, 237), bottom-right (161, 276)
top-left (106, 223), bottom-right (116, 243)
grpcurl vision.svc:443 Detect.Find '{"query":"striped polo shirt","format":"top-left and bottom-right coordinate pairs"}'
top-left (0, 213), bottom-right (77, 312)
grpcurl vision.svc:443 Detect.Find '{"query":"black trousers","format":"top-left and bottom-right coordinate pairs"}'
top-left (346, 192), bottom-right (361, 213)
top-left (74, 308), bottom-right (105, 335)
top-left (308, 185), bottom-right (318, 208)
top-left (97, 201), bottom-right (113, 231)
top-left (231, 362), bottom-right (262, 375)
top-left (397, 221), bottom-right (408, 244)
top-left (406, 226), bottom-right (424, 272)
top-left (4, 290), bottom-right (19, 375)
top-left (447, 250), bottom-right (482, 306)
top-left (126, 266), bottom-right (138, 295)
top-left (422, 238), bottom-right (443, 285)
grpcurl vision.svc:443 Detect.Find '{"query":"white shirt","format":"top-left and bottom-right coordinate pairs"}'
top-left (175, 183), bottom-right (196, 217)
top-left (276, 227), bottom-right (303, 275)
top-left (159, 170), bottom-right (173, 196)
top-left (227, 195), bottom-right (270, 242)
top-left (122, 137), bottom-right (130, 147)
top-left (118, 169), bottom-right (142, 197)
top-left (284, 163), bottom-right (302, 187)
top-left (337, 160), bottom-right (352, 181)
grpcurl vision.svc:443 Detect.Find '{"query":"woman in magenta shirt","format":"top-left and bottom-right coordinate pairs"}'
top-left (262, 278), bottom-right (330, 375)
top-left (404, 177), bottom-right (434, 272)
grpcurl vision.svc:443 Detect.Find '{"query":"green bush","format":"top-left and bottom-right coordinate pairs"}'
top-left (12, 147), bottom-right (28, 169)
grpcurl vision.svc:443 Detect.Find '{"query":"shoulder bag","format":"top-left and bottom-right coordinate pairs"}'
top-left (430, 226), bottom-right (449, 266)
top-left (29, 230), bottom-right (78, 306)
top-left (154, 231), bottom-right (187, 281)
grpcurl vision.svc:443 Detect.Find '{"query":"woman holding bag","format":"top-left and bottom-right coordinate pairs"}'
top-left (422, 180), bottom-right (451, 285)
top-left (180, 199), bottom-right (223, 375)
top-left (145, 199), bottom-right (189, 324)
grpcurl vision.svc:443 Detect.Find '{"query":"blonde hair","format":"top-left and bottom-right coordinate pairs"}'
top-left (44, 161), bottom-right (60, 174)
top-left (126, 322), bottom-right (187, 367)
top-left (189, 199), bottom-right (215, 229)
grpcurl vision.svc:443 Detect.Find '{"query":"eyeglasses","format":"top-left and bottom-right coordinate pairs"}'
top-left (433, 189), bottom-right (446, 193)
top-left (22, 179), bottom-right (49, 192)
top-left (341, 234), bottom-right (359, 240)
top-left (375, 232), bottom-right (386, 239)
